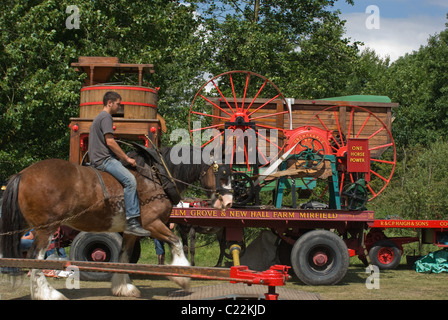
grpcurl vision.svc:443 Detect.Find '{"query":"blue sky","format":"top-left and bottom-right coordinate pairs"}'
top-left (332, 0), bottom-right (448, 61)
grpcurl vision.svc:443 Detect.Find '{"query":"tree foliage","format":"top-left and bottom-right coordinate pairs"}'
top-left (371, 139), bottom-right (448, 220)
top-left (2, 1), bottom-right (448, 223)
top-left (356, 20), bottom-right (448, 148)
top-left (198, 0), bottom-right (359, 98)
top-left (0, 0), bottom-right (359, 179)
top-left (0, 0), bottom-right (205, 178)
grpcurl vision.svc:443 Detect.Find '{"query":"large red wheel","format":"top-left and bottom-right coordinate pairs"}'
top-left (305, 104), bottom-right (396, 202)
top-left (189, 71), bottom-right (292, 171)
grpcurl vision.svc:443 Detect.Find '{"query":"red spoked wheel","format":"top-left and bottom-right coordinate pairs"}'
top-left (305, 104), bottom-right (396, 202)
top-left (368, 239), bottom-right (402, 270)
top-left (189, 71), bottom-right (292, 172)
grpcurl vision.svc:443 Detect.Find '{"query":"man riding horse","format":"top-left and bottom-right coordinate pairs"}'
top-left (0, 91), bottom-right (233, 299)
top-left (88, 91), bottom-right (151, 237)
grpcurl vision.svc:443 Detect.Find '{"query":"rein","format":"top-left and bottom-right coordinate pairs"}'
top-left (135, 163), bottom-right (213, 193)
top-left (127, 138), bottom-right (232, 198)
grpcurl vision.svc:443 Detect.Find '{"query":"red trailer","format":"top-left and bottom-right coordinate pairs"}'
top-left (365, 219), bottom-right (448, 269)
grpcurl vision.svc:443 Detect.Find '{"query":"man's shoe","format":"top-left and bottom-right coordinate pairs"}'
top-left (125, 218), bottom-right (151, 237)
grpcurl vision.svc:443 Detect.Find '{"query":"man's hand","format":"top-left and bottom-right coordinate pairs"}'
top-left (126, 156), bottom-right (137, 167)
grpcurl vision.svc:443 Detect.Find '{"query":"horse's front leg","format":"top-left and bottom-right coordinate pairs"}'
top-left (167, 234), bottom-right (191, 291)
top-left (145, 220), bottom-right (191, 290)
top-left (179, 226), bottom-right (189, 262)
top-left (111, 233), bottom-right (141, 297)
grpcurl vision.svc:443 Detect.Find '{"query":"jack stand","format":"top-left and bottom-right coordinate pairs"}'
top-left (265, 286), bottom-right (279, 300)
top-left (230, 243), bottom-right (241, 266)
top-left (230, 265), bottom-right (291, 300)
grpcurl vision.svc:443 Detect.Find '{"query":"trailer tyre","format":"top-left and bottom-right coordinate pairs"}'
top-left (369, 239), bottom-right (402, 270)
top-left (290, 230), bottom-right (349, 285)
top-left (69, 232), bottom-right (141, 281)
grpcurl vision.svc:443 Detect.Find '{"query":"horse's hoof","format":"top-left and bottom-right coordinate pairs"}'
top-left (112, 283), bottom-right (141, 297)
top-left (111, 274), bottom-right (141, 297)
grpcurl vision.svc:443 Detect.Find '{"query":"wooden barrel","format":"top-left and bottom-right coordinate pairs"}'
top-left (79, 85), bottom-right (158, 119)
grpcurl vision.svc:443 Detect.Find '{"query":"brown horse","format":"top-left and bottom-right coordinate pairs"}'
top-left (0, 145), bottom-right (232, 300)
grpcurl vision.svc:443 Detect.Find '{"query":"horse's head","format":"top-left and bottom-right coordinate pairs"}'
top-left (201, 162), bottom-right (233, 210)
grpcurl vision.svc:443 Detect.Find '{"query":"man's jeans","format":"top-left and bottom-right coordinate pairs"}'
top-left (96, 157), bottom-right (140, 220)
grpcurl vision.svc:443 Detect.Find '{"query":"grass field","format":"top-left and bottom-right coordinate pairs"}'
top-left (1, 236), bottom-right (447, 300)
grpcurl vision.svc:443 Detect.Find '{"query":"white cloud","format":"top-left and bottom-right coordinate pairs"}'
top-left (341, 12), bottom-right (446, 61)
top-left (426, 0), bottom-right (448, 8)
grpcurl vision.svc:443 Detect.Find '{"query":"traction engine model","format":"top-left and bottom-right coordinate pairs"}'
top-left (188, 70), bottom-right (396, 211)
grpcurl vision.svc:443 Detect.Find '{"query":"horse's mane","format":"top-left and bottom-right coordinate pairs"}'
top-left (159, 146), bottom-right (210, 192)
top-left (128, 145), bottom-right (210, 194)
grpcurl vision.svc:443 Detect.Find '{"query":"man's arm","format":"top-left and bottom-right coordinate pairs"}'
top-left (105, 133), bottom-right (136, 166)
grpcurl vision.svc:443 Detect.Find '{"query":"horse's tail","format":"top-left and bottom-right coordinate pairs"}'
top-left (0, 173), bottom-right (25, 258)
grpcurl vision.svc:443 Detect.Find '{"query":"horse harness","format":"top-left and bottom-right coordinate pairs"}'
top-left (89, 166), bottom-right (109, 200)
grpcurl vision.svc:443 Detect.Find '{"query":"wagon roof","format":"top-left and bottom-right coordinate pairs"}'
top-left (319, 95), bottom-right (395, 104)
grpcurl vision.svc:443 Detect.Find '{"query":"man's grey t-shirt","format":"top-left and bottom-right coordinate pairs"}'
top-left (88, 110), bottom-right (115, 166)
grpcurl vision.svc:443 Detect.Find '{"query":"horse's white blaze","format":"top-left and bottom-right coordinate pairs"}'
top-left (221, 193), bottom-right (233, 208)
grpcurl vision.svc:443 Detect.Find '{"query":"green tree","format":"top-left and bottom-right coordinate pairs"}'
top-left (0, 0), bottom-right (206, 178)
top-left (362, 18), bottom-right (448, 221)
top-left (0, 0), bottom-right (367, 180)
top-left (371, 139), bottom-right (448, 220)
top-left (197, 0), bottom-right (360, 98)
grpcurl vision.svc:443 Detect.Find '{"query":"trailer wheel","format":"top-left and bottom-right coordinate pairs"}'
top-left (368, 239), bottom-right (402, 270)
top-left (290, 230), bottom-right (349, 285)
top-left (69, 232), bottom-right (141, 281)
